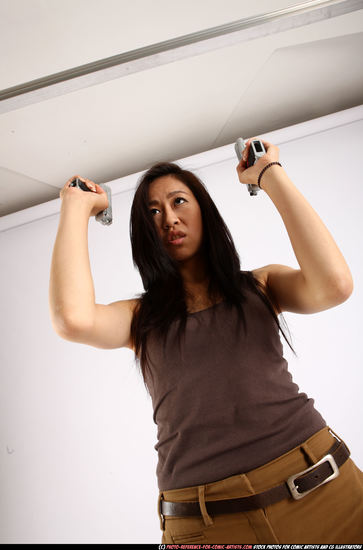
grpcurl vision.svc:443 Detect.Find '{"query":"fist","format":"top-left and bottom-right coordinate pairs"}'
top-left (60, 175), bottom-right (109, 217)
top-left (236, 138), bottom-right (280, 188)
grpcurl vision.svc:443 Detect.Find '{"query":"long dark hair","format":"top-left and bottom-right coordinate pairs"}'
top-left (129, 162), bottom-right (297, 390)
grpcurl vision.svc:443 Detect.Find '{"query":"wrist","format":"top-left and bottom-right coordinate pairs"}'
top-left (60, 193), bottom-right (94, 217)
top-left (258, 162), bottom-right (283, 191)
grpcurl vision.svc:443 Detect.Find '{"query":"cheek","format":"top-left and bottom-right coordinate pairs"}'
top-left (195, 212), bottom-right (203, 237)
top-left (150, 219), bottom-right (164, 242)
top-left (152, 217), bottom-right (162, 232)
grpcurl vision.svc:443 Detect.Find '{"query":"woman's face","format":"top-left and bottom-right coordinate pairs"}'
top-left (148, 175), bottom-right (204, 262)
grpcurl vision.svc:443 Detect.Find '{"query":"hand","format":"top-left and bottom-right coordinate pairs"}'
top-left (236, 138), bottom-right (280, 188)
top-left (60, 175), bottom-right (109, 217)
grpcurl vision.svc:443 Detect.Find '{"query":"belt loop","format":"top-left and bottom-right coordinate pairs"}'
top-left (328, 426), bottom-right (342, 443)
top-left (157, 492), bottom-right (165, 531)
top-left (300, 442), bottom-right (318, 465)
top-left (328, 426), bottom-right (350, 455)
top-left (198, 485), bottom-right (214, 527)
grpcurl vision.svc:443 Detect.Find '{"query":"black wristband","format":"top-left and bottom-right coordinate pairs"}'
top-left (258, 162), bottom-right (282, 189)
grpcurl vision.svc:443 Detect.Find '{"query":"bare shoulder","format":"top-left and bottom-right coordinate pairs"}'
top-left (250, 265), bottom-right (281, 316)
top-left (250, 266), bottom-right (269, 286)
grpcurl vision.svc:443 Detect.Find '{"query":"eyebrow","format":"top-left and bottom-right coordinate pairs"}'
top-left (148, 190), bottom-right (189, 206)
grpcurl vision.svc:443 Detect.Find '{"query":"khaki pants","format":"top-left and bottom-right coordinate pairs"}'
top-left (157, 426), bottom-right (363, 543)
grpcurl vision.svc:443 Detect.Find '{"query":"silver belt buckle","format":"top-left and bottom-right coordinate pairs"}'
top-left (287, 453), bottom-right (339, 500)
top-left (159, 496), bottom-right (165, 530)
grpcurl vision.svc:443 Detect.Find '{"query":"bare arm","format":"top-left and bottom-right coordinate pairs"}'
top-left (49, 188), bottom-right (96, 333)
top-left (260, 164), bottom-right (353, 299)
top-left (49, 176), bottom-right (137, 351)
top-left (237, 139), bottom-right (353, 303)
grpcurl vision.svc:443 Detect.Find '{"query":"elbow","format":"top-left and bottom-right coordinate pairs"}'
top-left (336, 273), bottom-right (354, 300)
top-left (50, 313), bottom-right (93, 339)
top-left (330, 277), bottom-right (354, 306)
top-left (324, 268), bottom-right (354, 300)
top-left (50, 310), bottom-right (70, 337)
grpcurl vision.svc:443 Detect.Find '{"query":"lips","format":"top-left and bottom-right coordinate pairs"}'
top-left (167, 231), bottom-right (186, 242)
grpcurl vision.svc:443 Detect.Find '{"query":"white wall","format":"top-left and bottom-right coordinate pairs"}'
top-left (1, 105), bottom-right (362, 544)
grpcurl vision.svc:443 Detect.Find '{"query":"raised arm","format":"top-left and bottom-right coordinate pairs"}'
top-left (237, 140), bottom-right (353, 313)
top-left (49, 176), bottom-right (137, 350)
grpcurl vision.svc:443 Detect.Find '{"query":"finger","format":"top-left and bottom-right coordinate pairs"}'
top-left (259, 139), bottom-right (278, 153)
top-left (260, 140), bottom-right (272, 150)
top-left (236, 159), bottom-right (247, 174)
top-left (65, 175), bottom-right (97, 192)
top-left (88, 181), bottom-right (97, 192)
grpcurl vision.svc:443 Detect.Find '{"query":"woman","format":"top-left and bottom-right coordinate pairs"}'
top-left (53, 138), bottom-right (362, 543)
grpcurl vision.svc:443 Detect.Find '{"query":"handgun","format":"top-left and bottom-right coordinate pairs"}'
top-left (234, 138), bottom-right (266, 196)
top-left (69, 177), bottom-right (113, 225)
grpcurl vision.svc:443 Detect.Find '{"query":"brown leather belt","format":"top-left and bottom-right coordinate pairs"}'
top-left (161, 440), bottom-right (349, 519)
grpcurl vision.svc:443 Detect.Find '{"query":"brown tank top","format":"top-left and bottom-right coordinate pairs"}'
top-left (144, 272), bottom-right (326, 490)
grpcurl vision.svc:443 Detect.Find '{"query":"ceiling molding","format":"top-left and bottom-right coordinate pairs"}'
top-left (0, 0), bottom-right (361, 114)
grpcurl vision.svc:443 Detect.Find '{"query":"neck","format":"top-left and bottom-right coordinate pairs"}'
top-left (178, 253), bottom-right (209, 291)
top-left (177, 254), bottom-right (224, 309)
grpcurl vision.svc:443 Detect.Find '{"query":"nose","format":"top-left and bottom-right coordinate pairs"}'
top-left (163, 205), bottom-right (179, 229)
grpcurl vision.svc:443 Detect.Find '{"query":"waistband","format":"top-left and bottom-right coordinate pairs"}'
top-left (157, 426), bottom-right (348, 529)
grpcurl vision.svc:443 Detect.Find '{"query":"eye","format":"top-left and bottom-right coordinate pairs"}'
top-left (150, 197), bottom-right (187, 216)
top-left (175, 196), bottom-right (187, 205)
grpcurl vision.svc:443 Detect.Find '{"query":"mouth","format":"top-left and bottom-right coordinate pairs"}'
top-left (167, 231), bottom-right (186, 244)
top-left (167, 236), bottom-right (186, 246)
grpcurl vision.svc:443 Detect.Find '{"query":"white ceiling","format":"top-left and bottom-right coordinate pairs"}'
top-left (1, 0), bottom-right (362, 217)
